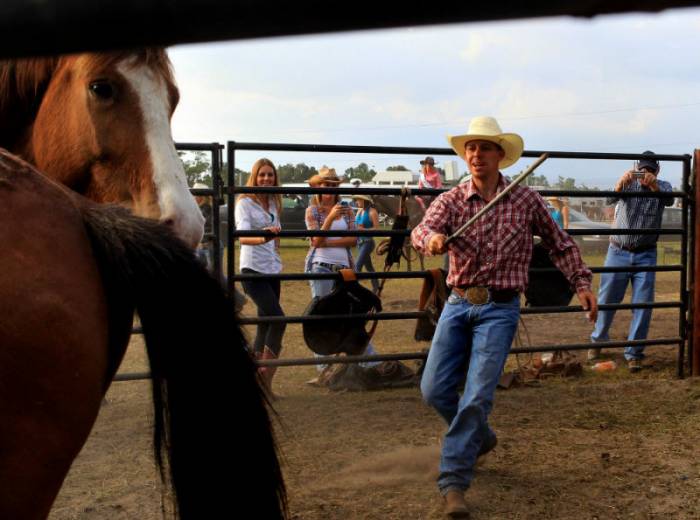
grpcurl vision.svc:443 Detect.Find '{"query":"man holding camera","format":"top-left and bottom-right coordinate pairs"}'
top-left (588, 151), bottom-right (674, 372)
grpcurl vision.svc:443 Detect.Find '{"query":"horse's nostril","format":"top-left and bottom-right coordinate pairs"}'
top-left (161, 218), bottom-right (175, 228)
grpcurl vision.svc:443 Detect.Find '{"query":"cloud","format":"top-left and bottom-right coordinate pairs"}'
top-left (168, 8), bottom-right (700, 187)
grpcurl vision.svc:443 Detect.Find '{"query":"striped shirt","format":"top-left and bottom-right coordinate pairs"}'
top-left (411, 175), bottom-right (592, 293)
top-left (608, 179), bottom-right (674, 249)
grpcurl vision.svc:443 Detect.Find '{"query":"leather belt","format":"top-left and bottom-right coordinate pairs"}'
top-left (610, 240), bottom-right (656, 254)
top-left (313, 261), bottom-right (346, 272)
top-left (452, 286), bottom-right (519, 305)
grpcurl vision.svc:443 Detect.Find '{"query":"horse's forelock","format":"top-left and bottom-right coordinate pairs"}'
top-left (78, 49), bottom-right (174, 86)
top-left (0, 57), bottom-right (58, 113)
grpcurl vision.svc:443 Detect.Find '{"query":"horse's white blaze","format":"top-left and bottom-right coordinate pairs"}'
top-left (118, 61), bottom-right (204, 249)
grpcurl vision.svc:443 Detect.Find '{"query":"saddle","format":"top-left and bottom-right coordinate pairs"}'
top-left (302, 269), bottom-right (382, 355)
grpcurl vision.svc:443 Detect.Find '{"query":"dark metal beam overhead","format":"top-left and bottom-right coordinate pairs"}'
top-left (1, 0), bottom-right (699, 58)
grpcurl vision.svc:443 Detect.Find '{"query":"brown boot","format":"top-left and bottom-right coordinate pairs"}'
top-left (258, 346), bottom-right (279, 401)
top-left (444, 490), bottom-right (470, 519)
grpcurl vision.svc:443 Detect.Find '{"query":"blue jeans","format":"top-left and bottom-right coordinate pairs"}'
top-left (307, 263), bottom-right (379, 370)
top-left (421, 291), bottom-right (520, 493)
top-left (591, 244), bottom-right (657, 361)
top-left (355, 238), bottom-right (379, 292)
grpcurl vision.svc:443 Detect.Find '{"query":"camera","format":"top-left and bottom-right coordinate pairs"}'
top-left (632, 171), bottom-right (645, 179)
top-left (339, 200), bottom-right (350, 206)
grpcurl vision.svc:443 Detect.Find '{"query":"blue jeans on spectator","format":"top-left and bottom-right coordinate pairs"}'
top-left (421, 291), bottom-right (520, 494)
top-left (308, 262), bottom-right (379, 370)
top-left (355, 238), bottom-right (379, 293)
top-left (591, 243), bottom-right (657, 361)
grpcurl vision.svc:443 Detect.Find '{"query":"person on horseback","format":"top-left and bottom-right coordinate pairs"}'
top-left (411, 116), bottom-right (598, 518)
top-left (417, 156), bottom-right (443, 211)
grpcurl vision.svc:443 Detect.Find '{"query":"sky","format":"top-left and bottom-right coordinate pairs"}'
top-left (168, 8), bottom-right (700, 189)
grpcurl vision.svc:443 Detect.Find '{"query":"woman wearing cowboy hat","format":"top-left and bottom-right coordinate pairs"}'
top-left (304, 167), bottom-right (380, 377)
top-left (417, 156), bottom-right (444, 211)
top-left (411, 116), bottom-right (597, 518)
top-left (352, 193), bottom-right (380, 294)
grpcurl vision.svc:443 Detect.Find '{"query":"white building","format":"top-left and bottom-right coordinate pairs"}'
top-left (370, 170), bottom-right (419, 186)
top-left (443, 160), bottom-right (460, 182)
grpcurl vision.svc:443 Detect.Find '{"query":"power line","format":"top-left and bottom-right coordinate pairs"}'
top-left (259, 100), bottom-right (700, 135)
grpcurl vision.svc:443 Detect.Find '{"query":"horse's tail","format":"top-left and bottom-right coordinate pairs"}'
top-left (78, 203), bottom-right (287, 519)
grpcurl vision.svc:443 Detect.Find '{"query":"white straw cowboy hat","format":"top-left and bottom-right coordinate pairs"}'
top-left (447, 116), bottom-right (524, 169)
top-left (351, 194), bottom-right (373, 203)
top-left (192, 182), bottom-right (209, 190)
top-left (307, 166), bottom-right (343, 186)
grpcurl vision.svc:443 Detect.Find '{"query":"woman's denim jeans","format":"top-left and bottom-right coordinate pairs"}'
top-left (355, 238), bottom-right (379, 292)
top-left (421, 291), bottom-right (520, 493)
top-left (308, 262), bottom-right (379, 370)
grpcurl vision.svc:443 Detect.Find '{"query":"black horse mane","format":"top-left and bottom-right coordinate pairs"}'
top-left (79, 203), bottom-right (289, 518)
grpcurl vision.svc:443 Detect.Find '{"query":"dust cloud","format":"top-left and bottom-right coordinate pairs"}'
top-left (315, 445), bottom-right (440, 489)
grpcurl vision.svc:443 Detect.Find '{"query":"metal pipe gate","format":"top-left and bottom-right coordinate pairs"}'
top-left (115, 143), bottom-right (694, 381)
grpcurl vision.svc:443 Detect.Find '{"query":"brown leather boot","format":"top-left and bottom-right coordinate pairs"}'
top-left (444, 490), bottom-right (470, 519)
top-left (257, 346), bottom-right (279, 401)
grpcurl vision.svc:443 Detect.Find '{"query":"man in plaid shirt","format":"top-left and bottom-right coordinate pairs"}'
top-left (588, 151), bottom-right (674, 372)
top-left (411, 116), bottom-right (598, 518)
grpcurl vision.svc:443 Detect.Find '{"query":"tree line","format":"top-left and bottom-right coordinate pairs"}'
top-left (179, 152), bottom-right (596, 191)
top-left (179, 151), bottom-right (415, 187)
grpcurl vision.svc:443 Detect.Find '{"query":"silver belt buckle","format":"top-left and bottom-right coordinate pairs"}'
top-left (465, 287), bottom-right (489, 305)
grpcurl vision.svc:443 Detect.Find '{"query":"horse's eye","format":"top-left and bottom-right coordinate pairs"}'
top-left (89, 81), bottom-right (115, 100)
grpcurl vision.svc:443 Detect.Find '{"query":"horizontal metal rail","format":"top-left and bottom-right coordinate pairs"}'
top-left (175, 142), bottom-right (224, 152)
top-left (232, 228), bottom-right (683, 237)
top-left (113, 337), bottom-right (683, 381)
top-left (236, 301), bottom-right (681, 325)
top-left (230, 265), bottom-right (683, 283)
top-left (229, 142), bottom-right (689, 163)
top-left (129, 300), bottom-right (683, 335)
top-left (232, 185), bottom-right (687, 199)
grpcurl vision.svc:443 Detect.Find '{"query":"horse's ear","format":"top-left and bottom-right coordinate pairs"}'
top-left (0, 57), bottom-right (58, 149)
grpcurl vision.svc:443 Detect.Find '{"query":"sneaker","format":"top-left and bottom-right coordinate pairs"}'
top-left (628, 359), bottom-right (643, 373)
top-left (587, 348), bottom-right (601, 362)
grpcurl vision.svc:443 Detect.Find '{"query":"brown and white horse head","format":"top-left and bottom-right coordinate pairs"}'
top-left (3, 49), bottom-right (204, 248)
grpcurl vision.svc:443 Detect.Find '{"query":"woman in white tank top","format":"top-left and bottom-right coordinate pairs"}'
top-left (234, 158), bottom-right (285, 398)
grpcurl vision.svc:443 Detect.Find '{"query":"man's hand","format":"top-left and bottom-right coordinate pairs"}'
top-left (576, 288), bottom-right (598, 323)
top-left (640, 172), bottom-right (659, 191)
top-left (427, 233), bottom-right (448, 255)
top-left (616, 170), bottom-right (635, 190)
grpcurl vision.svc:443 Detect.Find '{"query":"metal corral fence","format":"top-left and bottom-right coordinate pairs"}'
top-left (116, 142), bottom-right (693, 380)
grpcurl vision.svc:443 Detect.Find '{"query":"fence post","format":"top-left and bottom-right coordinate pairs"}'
top-left (693, 150), bottom-right (700, 375)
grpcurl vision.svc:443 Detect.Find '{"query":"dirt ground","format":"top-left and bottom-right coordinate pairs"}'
top-left (48, 249), bottom-right (700, 520)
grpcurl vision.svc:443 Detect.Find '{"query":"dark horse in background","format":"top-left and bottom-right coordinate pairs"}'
top-left (373, 194), bottom-right (428, 271)
top-left (0, 50), bottom-right (286, 519)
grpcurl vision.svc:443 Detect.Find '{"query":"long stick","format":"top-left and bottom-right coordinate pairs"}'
top-left (445, 153), bottom-right (549, 245)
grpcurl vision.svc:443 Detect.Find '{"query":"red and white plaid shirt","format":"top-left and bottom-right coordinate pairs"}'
top-left (411, 175), bottom-right (592, 293)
